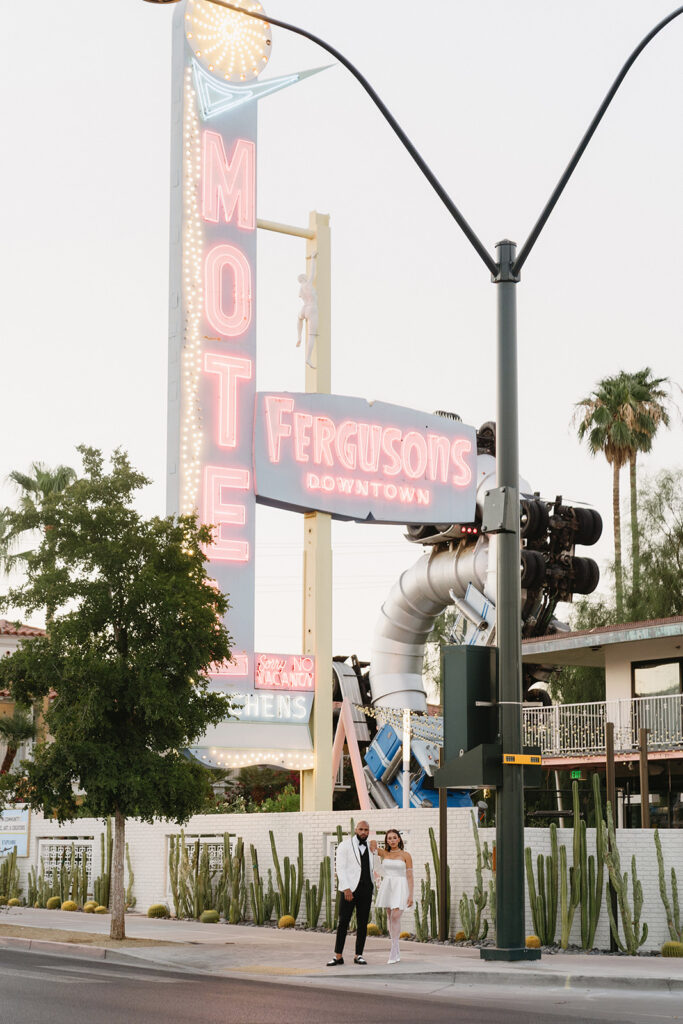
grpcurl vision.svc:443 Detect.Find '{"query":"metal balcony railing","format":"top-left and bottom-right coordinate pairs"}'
top-left (523, 693), bottom-right (683, 758)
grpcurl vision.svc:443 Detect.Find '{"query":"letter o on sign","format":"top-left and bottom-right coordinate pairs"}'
top-left (402, 432), bottom-right (428, 479)
top-left (205, 243), bottom-right (252, 337)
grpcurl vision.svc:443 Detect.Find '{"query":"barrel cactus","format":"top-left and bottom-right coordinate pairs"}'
top-left (61, 900), bottom-right (78, 912)
top-left (7, 898), bottom-right (21, 907)
top-left (200, 909), bottom-right (220, 924)
top-left (94, 905), bottom-right (108, 914)
top-left (278, 914), bottom-right (296, 929)
top-left (526, 935), bottom-right (542, 949)
top-left (83, 901), bottom-right (97, 913)
top-left (147, 903), bottom-right (171, 919)
top-left (46, 897), bottom-right (61, 910)
top-left (662, 941), bottom-right (683, 958)
top-left (454, 930), bottom-right (466, 942)
top-left (366, 923), bottom-right (381, 936)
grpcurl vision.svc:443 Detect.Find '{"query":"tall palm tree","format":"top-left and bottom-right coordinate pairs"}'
top-left (0, 462), bottom-right (76, 744)
top-left (0, 707), bottom-right (36, 774)
top-left (0, 462), bottom-right (77, 574)
top-left (574, 375), bottom-right (639, 621)
top-left (623, 369), bottom-right (672, 612)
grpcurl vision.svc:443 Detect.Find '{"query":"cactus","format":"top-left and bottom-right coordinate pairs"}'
top-left (278, 914), bottom-right (296, 928)
top-left (46, 896), bottom-right (61, 910)
top-left (269, 830), bottom-right (304, 922)
top-left (304, 858), bottom-right (327, 929)
top-left (558, 783), bottom-right (582, 948)
top-left (414, 877), bottom-right (431, 942)
top-left (93, 818), bottom-right (112, 909)
top-left (200, 909), bottom-right (219, 923)
top-left (526, 934), bottom-right (541, 948)
top-left (655, 827), bottom-right (681, 943)
top-left (602, 801), bottom-right (648, 954)
top-left (147, 903), bottom-right (170, 918)
top-left (333, 825), bottom-right (344, 929)
top-left (61, 900), bottom-right (78, 912)
top-left (0, 848), bottom-right (21, 903)
top-left (458, 812), bottom-right (489, 941)
top-left (125, 843), bottom-right (136, 910)
top-left (323, 855), bottom-right (333, 930)
top-left (585, 773), bottom-right (605, 949)
top-left (525, 822), bottom-right (558, 946)
top-left (428, 825), bottom-right (451, 938)
top-left (662, 941), bottom-right (683, 957)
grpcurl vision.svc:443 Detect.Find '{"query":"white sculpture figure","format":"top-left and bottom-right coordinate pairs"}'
top-left (296, 253), bottom-right (318, 369)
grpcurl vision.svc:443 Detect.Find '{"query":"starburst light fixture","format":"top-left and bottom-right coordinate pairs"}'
top-left (185, 0), bottom-right (271, 81)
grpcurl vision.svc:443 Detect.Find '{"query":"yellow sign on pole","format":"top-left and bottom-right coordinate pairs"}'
top-left (502, 753), bottom-right (542, 766)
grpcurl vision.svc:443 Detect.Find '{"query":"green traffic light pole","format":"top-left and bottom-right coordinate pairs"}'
top-left (145, 0), bottom-right (683, 960)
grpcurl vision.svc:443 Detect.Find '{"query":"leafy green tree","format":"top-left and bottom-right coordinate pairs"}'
top-left (548, 598), bottom-right (615, 705)
top-left (628, 468), bottom-right (683, 619)
top-left (0, 706), bottom-right (35, 774)
top-left (622, 370), bottom-right (672, 612)
top-left (0, 447), bottom-right (235, 940)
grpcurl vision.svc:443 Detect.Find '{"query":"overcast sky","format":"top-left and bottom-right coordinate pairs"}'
top-left (1, 1), bottom-right (681, 659)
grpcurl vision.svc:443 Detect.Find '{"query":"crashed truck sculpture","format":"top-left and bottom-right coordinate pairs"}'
top-left (339, 421), bottom-right (602, 810)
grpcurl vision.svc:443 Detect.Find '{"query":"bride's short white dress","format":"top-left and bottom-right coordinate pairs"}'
top-left (375, 856), bottom-right (410, 910)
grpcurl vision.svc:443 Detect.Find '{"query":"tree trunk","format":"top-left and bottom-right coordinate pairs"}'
top-left (110, 808), bottom-right (126, 940)
top-left (629, 454), bottom-right (640, 617)
top-left (0, 747), bottom-right (17, 774)
top-left (613, 460), bottom-right (624, 621)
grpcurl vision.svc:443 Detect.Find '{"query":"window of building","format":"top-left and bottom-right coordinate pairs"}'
top-left (632, 658), bottom-right (682, 698)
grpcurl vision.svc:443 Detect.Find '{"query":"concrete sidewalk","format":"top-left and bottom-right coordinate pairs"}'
top-left (1, 906), bottom-right (682, 995)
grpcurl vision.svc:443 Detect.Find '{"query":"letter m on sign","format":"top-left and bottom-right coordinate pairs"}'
top-left (202, 131), bottom-right (255, 229)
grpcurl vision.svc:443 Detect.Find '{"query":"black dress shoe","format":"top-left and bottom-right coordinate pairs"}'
top-left (353, 955), bottom-right (368, 965)
top-left (326, 957), bottom-right (344, 966)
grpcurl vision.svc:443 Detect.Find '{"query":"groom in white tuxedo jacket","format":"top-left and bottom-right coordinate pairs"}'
top-left (327, 820), bottom-right (374, 966)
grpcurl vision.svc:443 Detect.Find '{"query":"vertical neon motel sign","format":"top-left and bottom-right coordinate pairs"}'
top-left (168, 44), bottom-right (257, 699)
top-left (167, 5), bottom-right (319, 764)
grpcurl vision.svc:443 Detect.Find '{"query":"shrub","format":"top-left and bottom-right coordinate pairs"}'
top-left (366, 923), bottom-right (381, 937)
top-left (46, 897), bottom-right (61, 910)
top-left (454, 930), bottom-right (466, 942)
top-left (662, 941), bottom-right (683, 958)
top-left (7, 898), bottom-right (21, 907)
top-left (200, 909), bottom-right (220, 924)
top-left (526, 935), bottom-right (541, 949)
top-left (61, 901), bottom-right (78, 912)
top-left (94, 906), bottom-right (108, 914)
top-left (147, 903), bottom-right (171, 919)
top-left (278, 915), bottom-right (296, 929)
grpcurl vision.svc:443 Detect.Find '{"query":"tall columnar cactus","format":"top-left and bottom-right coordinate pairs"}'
top-left (525, 822), bottom-right (559, 946)
top-left (602, 801), bottom-right (648, 954)
top-left (584, 772), bottom-right (605, 949)
top-left (125, 843), bottom-right (136, 910)
top-left (269, 830), bottom-right (304, 921)
top-left (0, 847), bottom-right (21, 902)
top-left (94, 817), bottom-right (112, 909)
top-left (323, 855), bottom-right (333, 931)
top-left (304, 858), bottom-right (326, 929)
top-left (458, 812), bottom-right (488, 941)
top-left (429, 825), bottom-right (451, 938)
top-left (414, 874), bottom-right (433, 942)
top-left (558, 782), bottom-right (582, 948)
top-left (655, 827), bottom-right (681, 943)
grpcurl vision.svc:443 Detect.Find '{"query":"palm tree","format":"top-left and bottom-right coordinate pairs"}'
top-left (574, 375), bottom-right (639, 621)
top-left (623, 369), bottom-right (672, 612)
top-left (0, 462), bottom-right (77, 577)
top-left (0, 707), bottom-right (36, 774)
top-left (0, 462), bottom-right (76, 744)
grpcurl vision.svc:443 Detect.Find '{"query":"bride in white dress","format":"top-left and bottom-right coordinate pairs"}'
top-left (370, 829), bottom-right (413, 964)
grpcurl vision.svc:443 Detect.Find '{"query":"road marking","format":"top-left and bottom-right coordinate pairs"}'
top-left (42, 964), bottom-right (196, 984)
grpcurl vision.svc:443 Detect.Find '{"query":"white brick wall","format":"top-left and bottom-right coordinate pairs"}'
top-left (14, 810), bottom-right (682, 950)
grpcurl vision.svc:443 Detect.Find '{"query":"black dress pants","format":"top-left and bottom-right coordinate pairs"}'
top-left (334, 883), bottom-right (373, 956)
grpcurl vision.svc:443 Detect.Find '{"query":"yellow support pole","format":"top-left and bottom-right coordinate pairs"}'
top-left (301, 211), bottom-right (333, 811)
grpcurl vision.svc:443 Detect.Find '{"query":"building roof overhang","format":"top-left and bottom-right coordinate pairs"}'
top-left (522, 616), bottom-right (683, 668)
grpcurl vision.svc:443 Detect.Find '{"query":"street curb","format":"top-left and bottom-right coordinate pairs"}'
top-left (2, 936), bottom-right (682, 993)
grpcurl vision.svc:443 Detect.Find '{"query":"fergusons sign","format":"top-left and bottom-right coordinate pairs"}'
top-left (166, 1), bottom-right (477, 766)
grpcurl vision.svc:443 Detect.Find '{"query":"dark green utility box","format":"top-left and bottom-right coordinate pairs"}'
top-left (441, 645), bottom-right (498, 761)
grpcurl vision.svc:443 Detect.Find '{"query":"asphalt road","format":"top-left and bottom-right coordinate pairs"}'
top-left (0, 948), bottom-right (680, 1024)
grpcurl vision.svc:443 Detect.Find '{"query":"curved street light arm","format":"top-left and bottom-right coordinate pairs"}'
top-left (513, 5), bottom-right (683, 275)
top-left (210, 0), bottom-right (498, 276)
